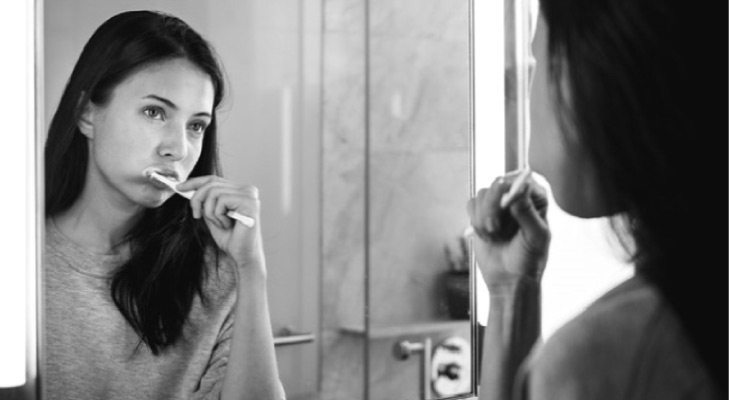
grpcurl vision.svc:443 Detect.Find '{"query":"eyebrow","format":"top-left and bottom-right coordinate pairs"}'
top-left (143, 94), bottom-right (212, 119)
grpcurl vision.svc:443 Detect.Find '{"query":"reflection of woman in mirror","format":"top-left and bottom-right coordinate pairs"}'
top-left (44, 10), bottom-right (284, 400)
top-left (470, 0), bottom-right (723, 399)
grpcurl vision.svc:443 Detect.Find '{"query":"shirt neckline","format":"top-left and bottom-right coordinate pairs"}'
top-left (46, 217), bottom-right (127, 279)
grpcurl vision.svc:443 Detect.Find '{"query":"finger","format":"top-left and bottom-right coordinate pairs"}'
top-left (478, 177), bottom-right (509, 234)
top-left (242, 185), bottom-right (260, 201)
top-left (466, 197), bottom-right (488, 241)
top-left (528, 179), bottom-right (549, 220)
top-left (202, 207), bottom-right (223, 231)
top-left (203, 187), bottom-right (241, 230)
top-left (177, 175), bottom-right (220, 192)
top-left (499, 168), bottom-right (531, 209)
top-left (214, 195), bottom-right (235, 230)
top-left (470, 178), bottom-right (506, 239)
top-left (214, 193), bottom-right (259, 229)
top-left (188, 178), bottom-right (237, 221)
top-left (508, 187), bottom-right (550, 249)
top-left (188, 177), bottom-right (237, 201)
top-left (187, 179), bottom-right (217, 219)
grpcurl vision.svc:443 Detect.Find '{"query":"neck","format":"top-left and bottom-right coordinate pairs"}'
top-left (53, 179), bottom-right (144, 255)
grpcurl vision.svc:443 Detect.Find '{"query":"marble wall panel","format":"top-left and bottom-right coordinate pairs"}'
top-left (365, 0), bottom-right (473, 397)
top-left (367, 0), bottom-right (471, 326)
top-left (368, 35), bottom-right (470, 152)
top-left (368, 152), bottom-right (470, 327)
top-left (369, 0), bottom-right (469, 41)
top-left (320, 0), bottom-right (367, 398)
top-left (320, 0), bottom-right (472, 397)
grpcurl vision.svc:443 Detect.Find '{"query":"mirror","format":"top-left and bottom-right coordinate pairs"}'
top-left (42, 1), bottom-right (322, 398)
top-left (39, 0), bottom-right (478, 399)
top-left (363, 0), bottom-right (475, 399)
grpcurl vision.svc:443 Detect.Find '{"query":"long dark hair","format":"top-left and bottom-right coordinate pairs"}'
top-left (539, 0), bottom-right (727, 392)
top-left (45, 10), bottom-right (226, 355)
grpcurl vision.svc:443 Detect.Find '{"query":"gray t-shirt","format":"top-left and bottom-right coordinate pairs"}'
top-left (43, 219), bottom-right (238, 400)
top-left (518, 275), bottom-right (720, 399)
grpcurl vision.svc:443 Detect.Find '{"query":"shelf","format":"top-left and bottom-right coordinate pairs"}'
top-left (340, 320), bottom-right (470, 339)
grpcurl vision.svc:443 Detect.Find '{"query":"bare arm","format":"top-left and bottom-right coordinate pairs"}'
top-left (480, 279), bottom-right (541, 400)
top-left (220, 264), bottom-right (285, 400)
top-left (467, 172), bottom-right (550, 400)
top-left (177, 176), bottom-right (285, 400)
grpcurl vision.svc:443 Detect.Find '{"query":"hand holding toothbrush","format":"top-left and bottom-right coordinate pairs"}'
top-left (466, 168), bottom-right (551, 289)
top-left (174, 175), bottom-right (265, 271)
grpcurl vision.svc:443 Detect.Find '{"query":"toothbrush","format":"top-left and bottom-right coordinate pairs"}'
top-left (464, 168), bottom-right (532, 237)
top-left (499, 167), bottom-right (531, 208)
top-left (145, 170), bottom-right (256, 228)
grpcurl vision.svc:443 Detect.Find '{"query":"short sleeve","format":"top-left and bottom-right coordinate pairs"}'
top-left (190, 254), bottom-right (239, 400)
top-left (192, 303), bottom-right (235, 400)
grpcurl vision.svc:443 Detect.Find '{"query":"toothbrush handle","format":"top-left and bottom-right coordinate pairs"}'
top-left (227, 211), bottom-right (256, 228)
top-left (174, 189), bottom-right (255, 227)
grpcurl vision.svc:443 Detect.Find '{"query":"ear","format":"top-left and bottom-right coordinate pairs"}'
top-left (77, 95), bottom-right (96, 139)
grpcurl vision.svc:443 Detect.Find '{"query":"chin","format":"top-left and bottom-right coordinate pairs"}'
top-left (136, 191), bottom-right (172, 209)
top-left (553, 190), bottom-right (615, 219)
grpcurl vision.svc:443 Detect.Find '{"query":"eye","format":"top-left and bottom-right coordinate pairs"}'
top-left (143, 106), bottom-right (165, 121)
top-left (188, 121), bottom-right (209, 135)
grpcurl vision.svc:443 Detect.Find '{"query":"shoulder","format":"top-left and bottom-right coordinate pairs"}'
top-left (525, 275), bottom-right (715, 399)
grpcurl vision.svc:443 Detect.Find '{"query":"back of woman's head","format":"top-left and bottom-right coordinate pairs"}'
top-left (45, 10), bottom-right (227, 355)
top-left (539, 0), bottom-right (726, 391)
top-left (46, 10), bottom-right (224, 214)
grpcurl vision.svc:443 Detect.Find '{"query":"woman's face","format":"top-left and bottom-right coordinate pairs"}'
top-left (527, 13), bottom-right (609, 218)
top-left (79, 58), bottom-right (215, 210)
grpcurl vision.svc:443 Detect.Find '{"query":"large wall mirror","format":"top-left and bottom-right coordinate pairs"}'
top-left (0, 0), bottom-right (524, 399)
top-left (40, 1), bottom-right (322, 398)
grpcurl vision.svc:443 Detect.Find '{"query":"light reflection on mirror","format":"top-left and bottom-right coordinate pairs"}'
top-left (0, 2), bottom-right (37, 398)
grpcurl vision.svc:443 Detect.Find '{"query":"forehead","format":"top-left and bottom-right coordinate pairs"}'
top-left (109, 58), bottom-right (215, 113)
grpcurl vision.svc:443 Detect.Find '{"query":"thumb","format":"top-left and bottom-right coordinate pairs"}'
top-left (509, 191), bottom-right (549, 249)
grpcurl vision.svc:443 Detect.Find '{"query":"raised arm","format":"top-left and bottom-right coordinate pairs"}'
top-left (221, 258), bottom-right (285, 400)
top-left (466, 173), bottom-right (550, 400)
top-left (177, 176), bottom-right (285, 400)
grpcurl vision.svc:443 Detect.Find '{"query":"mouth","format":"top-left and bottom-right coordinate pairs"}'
top-left (142, 167), bottom-right (180, 191)
top-left (143, 167), bottom-right (180, 181)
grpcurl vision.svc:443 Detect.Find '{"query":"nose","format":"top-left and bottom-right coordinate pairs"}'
top-left (157, 122), bottom-right (188, 161)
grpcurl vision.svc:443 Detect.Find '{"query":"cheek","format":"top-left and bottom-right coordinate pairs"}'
top-left (529, 73), bottom-right (563, 183)
top-left (93, 110), bottom-right (144, 150)
top-left (92, 121), bottom-right (133, 159)
top-left (183, 141), bottom-right (204, 172)
top-left (528, 74), bottom-right (585, 215)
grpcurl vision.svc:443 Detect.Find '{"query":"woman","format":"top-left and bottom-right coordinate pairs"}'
top-left (470, 0), bottom-right (725, 398)
top-left (44, 10), bottom-right (284, 400)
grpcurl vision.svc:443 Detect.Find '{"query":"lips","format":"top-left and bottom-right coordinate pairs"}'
top-left (143, 167), bottom-right (181, 193)
top-left (156, 170), bottom-right (180, 182)
top-left (145, 167), bottom-right (180, 182)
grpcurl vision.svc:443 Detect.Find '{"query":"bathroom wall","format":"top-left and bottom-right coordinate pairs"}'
top-left (367, 0), bottom-right (471, 327)
top-left (319, 0), bottom-right (367, 398)
top-left (319, 0), bottom-right (473, 398)
top-left (367, 0), bottom-right (472, 398)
